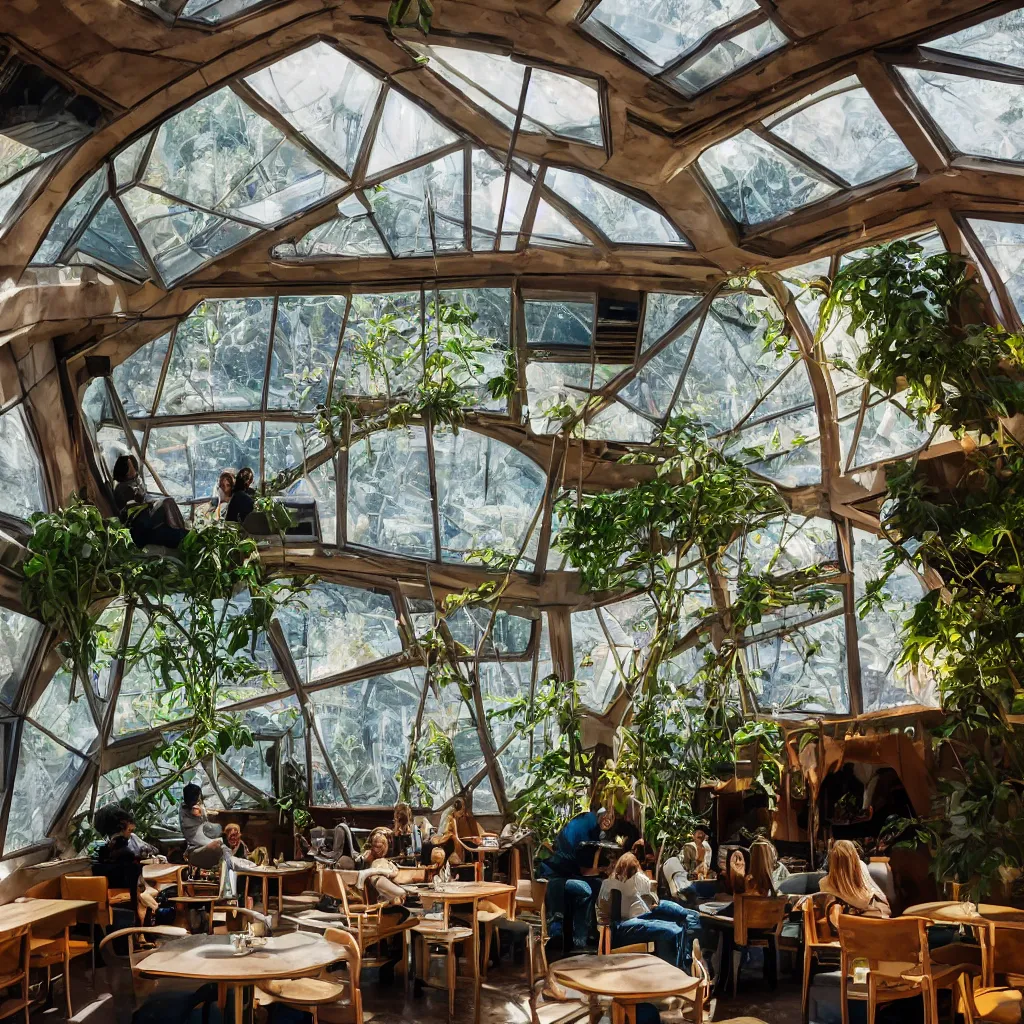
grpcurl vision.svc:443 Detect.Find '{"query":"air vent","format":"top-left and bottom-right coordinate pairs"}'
top-left (594, 289), bottom-right (640, 363)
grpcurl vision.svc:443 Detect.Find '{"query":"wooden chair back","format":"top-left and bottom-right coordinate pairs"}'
top-left (835, 914), bottom-right (930, 981)
top-left (734, 894), bottom-right (789, 946)
top-left (98, 926), bottom-right (188, 1006)
top-left (322, 926), bottom-right (363, 1022)
top-left (515, 878), bottom-right (547, 916)
top-left (803, 892), bottom-right (836, 946)
top-left (24, 877), bottom-right (61, 899)
top-left (61, 874), bottom-right (111, 924)
top-left (988, 923), bottom-right (1024, 984)
top-left (0, 923), bottom-right (30, 1001)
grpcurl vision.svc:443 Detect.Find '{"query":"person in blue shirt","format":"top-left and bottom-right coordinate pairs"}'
top-left (539, 803), bottom-right (618, 950)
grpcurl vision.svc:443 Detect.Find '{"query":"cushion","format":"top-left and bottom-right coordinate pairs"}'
top-left (973, 989), bottom-right (1023, 1024)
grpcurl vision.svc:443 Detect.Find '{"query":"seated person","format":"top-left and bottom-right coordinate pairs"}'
top-left (223, 822), bottom-right (249, 861)
top-left (358, 831), bottom-right (407, 906)
top-left (748, 837), bottom-right (789, 893)
top-left (819, 839), bottom-right (891, 926)
top-left (225, 467), bottom-right (256, 524)
top-left (94, 804), bottom-right (165, 923)
top-left (112, 454), bottom-right (188, 549)
top-left (598, 853), bottom-right (701, 969)
top-left (681, 827), bottom-right (714, 880)
top-left (424, 795), bottom-right (482, 866)
top-left (723, 848), bottom-right (750, 896)
top-left (178, 783), bottom-right (256, 899)
top-left (539, 803), bottom-right (618, 951)
top-left (393, 802), bottom-right (424, 858)
top-left (429, 845), bottom-right (452, 884)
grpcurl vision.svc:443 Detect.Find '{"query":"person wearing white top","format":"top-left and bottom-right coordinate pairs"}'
top-left (681, 828), bottom-right (713, 878)
top-left (598, 853), bottom-right (701, 967)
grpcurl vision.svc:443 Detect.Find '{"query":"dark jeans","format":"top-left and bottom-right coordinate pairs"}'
top-left (544, 876), bottom-right (602, 949)
top-left (614, 902), bottom-right (700, 967)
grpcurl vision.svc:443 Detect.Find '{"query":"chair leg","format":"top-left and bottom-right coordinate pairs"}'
top-left (63, 954), bottom-right (72, 1019)
top-left (731, 948), bottom-right (741, 998)
top-left (481, 922), bottom-right (490, 979)
top-left (802, 949), bottom-right (813, 1024)
top-left (840, 967), bottom-right (850, 1024)
top-left (866, 977), bottom-right (877, 1024)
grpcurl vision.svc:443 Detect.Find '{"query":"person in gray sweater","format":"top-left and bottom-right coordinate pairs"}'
top-left (179, 783), bottom-right (256, 898)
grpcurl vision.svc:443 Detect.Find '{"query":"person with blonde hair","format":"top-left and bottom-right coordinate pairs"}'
top-left (820, 839), bottom-right (890, 923)
top-left (746, 838), bottom-right (789, 895)
top-left (598, 852), bottom-right (701, 968)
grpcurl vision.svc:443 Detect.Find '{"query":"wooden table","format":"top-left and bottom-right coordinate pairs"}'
top-left (904, 901), bottom-right (1024, 925)
top-left (552, 952), bottom-right (703, 1024)
top-left (142, 862), bottom-right (183, 884)
top-left (418, 882), bottom-right (514, 987)
top-left (235, 864), bottom-right (313, 916)
top-left (138, 929), bottom-right (345, 1023)
top-left (0, 899), bottom-right (96, 938)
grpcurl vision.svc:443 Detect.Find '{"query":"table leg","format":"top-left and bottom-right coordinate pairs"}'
top-left (471, 898), bottom-right (480, 988)
top-left (232, 985), bottom-right (243, 1024)
top-left (262, 878), bottom-right (269, 916)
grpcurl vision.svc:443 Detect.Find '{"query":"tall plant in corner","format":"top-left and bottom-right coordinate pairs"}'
top-left (821, 239), bottom-right (1024, 896)
top-left (542, 415), bottom-right (825, 852)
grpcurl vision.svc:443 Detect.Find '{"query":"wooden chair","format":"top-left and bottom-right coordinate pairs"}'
top-left (836, 914), bottom-right (968, 1024)
top-left (411, 920), bottom-right (473, 1018)
top-left (60, 874), bottom-right (115, 979)
top-left (730, 894), bottom-right (789, 997)
top-left (527, 971), bottom-right (590, 1024)
top-left (255, 927), bottom-right (362, 1024)
top-left (802, 893), bottom-right (841, 1024)
top-left (29, 922), bottom-right (93, 1017)
top-left (477, 899), bottom-right (508, 978)
top-left (598, 888), bottom-right (654, 956)
top-left (0, 925), bottom-right (31, 1024)
top-left (515, 879), bottom-right (549, 979)
top-left (959, 923), bottom-right (1024, 1024)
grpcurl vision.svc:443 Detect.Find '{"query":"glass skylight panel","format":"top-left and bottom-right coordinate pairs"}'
top-left (336, 291), bottom-right (423, 398)
top-left (968, 218), bottom-right (1024, 321)
top-left (347, 427), bottom-right (434, 558)
top-left (470, 149), bottom-right (532, 251)
top-left (0, 405), bottom-right (48, 522)
top-left (32, 168), bottom-right (107, 266)
top-left (672, 19), bottom-right (787, 96)
top-left (365, 151), bottom-right (465, 256)
top-left (4, 723), bottom-right (84, 855)
top-left (365, 89), bottom-right (459, 178)
top-left (433, 428), bottom-right (546, 566)
top-left (587, 0), bottom-right (760, 69)
top-left (765, 76), bottom-right (914, 187)
top-left (119, 188), bottom-right (260, 286)
top-left (244, 43), bottom-right (381, 176)
top-left (409, 44), bottom-right (604, 146)
top-left (584, 401), bottom-right (658, 442)
top-left (900, 69), bottom-right (1024, 162)
top-left (30, 668), bottom-right (98, 755)
top-left (641, 293), bottom-right (702, 351)
top-left (544, 167), bottom-right (689, 246)
top-left (525, 299), bottom-right (594, 348)
top-left (0, 132), bottom-right (60, 228)
top-left (142, 87), bottom-right (343, 225)
top-left (144, 421), bottom-right (262, 502)
top-left (618, 322), bottom-right (699, 417)
top-left (922, 9), bottom-right (1024, 70)
top-left (531, 198), bottom-right (592, 247)
top-left (853, 531), bottom-right (936, 712)
top-left (276, 196), bottom-right (389, 259)
top-left (177, 0), bottom-right (277, 23)
top-left (114, 134), bottom-right (152, 189)
top-left (75, 198), bottom-right (151, 279)
top-left (522, 67), bottom-right (603, 146)
top-left (267, 295), bottom-right (347, 411)
top-left (698, 130), bottom-right (839, 226)
top-left (112, 332), bottom-right (171, 418)
top-left (745, 614), bottom-right (848, 714)
top-left (158, 298), bottom-right (274, 415)
top-left (277, 583), bottom-right (402, 683)
top-left (0, 607), bottom-right (45, 710)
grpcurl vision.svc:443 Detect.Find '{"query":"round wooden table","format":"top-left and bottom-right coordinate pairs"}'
top-left (905, 901), bottom-right (1024, 924)
top-left (235, 863), bottom-right (313, 916)
top-left (142, 862), bottom-right (182, 884)
top-left (552, 952), bottom-right (702, 1024)
top-left (138, 930), bottom-right (346, 1023)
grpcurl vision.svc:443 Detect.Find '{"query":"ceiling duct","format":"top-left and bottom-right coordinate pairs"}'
top-left (594, 288), bottom-right (641, 363)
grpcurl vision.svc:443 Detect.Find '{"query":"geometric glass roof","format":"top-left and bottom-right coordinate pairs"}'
top-left (580, 0), bottom-right (789, 96)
